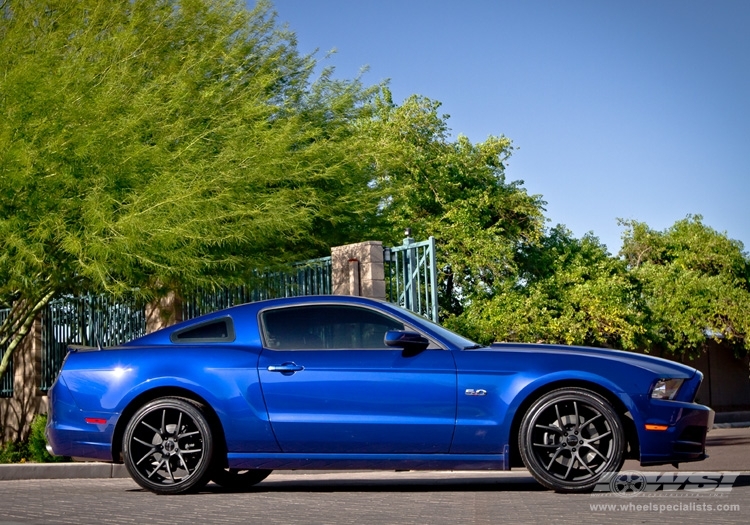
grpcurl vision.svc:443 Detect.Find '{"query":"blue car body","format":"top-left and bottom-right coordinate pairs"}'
top-left (46, 295), bottom-right (713, 492)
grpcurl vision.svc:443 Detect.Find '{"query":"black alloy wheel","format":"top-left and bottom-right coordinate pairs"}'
top-left (122, 397), bottom-right (214, 495)
top-left (519, 387), bottom-right (625, 493)
top-left (210, 468), bottom-right (273, 490)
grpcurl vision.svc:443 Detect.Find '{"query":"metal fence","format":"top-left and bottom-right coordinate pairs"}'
top-left (0, 307), bottom-right (12, 398)
top-left (26, 242), bottom-right (437, 392)
top-left (182, 256), bottom-right (332, 320)
top-left (384, 235), bottom-right (439, 323)
top-left (40, 294), bottom-right (147, 391)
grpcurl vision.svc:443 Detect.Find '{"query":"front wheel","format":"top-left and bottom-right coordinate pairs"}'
top-left (122, 397), bottom-right (214, 495)
top-left (519, 388), bottom-right (625, 493)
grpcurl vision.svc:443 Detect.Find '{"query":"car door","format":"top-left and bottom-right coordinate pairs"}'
top-left (257, 304), bottom-right (457, 454)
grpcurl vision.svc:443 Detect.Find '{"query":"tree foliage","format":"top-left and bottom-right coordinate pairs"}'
top-left (452, 215), bottom-right (750, 357)
top-left (620, 215), bottom-right (750, 358)
top-left (0, 0), bottom-right (386, 377)
top-left (448, 226), bottom-right (645, 348)
top-left (365, 93), bottom-right (547, 316)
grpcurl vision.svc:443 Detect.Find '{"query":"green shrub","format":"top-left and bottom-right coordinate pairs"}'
top-left (0, 414), bottom-right (69, 463)
top-left (0, 440), bottom-right (29, 464)
top-left (28, 414), bottom-right (67, 463)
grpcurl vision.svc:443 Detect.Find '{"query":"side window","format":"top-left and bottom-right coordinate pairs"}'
top-left (262, 305), bottom-right (405, 350)
top-left (170, 317), bottom-right (235, 343)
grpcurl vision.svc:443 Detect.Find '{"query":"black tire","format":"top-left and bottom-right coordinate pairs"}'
top-left (122, 397), bottom-right (214, 495)
top-left (210, 468), bottom-right (272, 490)
top-left (519, 388), bottom-right (624, 493)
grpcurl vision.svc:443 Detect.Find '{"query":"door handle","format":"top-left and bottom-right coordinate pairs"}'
top-left (267, 362), bottom-right (305, 374)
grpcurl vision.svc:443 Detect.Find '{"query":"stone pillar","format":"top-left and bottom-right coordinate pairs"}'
top-left (331, 241), bottom-right (386, 300)
top-left (145, 291), bottom-right (183, 333)
top-left (0, 314), bottom-right (47, 443)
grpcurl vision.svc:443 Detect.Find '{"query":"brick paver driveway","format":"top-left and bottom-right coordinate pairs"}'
top-left (1, 471), bottom-right (747, 525)
top-left (1, 428), bottom-right (748, 525)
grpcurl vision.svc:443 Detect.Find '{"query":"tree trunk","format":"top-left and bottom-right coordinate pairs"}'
top-left (0, 290), bottom-right (56, 380)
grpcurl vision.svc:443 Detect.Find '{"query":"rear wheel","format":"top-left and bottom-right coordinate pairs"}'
top-left (122, 397), bottom-right (214, 495)
top-left (519, 388), bottom-right (624, 493)
top-left (211, 468), bottom-right (272, 490)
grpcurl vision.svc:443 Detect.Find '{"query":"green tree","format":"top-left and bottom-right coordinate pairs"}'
top-left (0, 0), bottom-right (385, 378)
top-left (365, 93), bottom-right (547, 316)
top-left (450, 226), bottom-right (644, 348)
top-left (620, 215), bottom-right (750, 358)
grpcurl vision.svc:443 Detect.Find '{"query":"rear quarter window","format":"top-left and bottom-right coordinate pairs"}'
top-left (170, 317), bottom-right (235, 343)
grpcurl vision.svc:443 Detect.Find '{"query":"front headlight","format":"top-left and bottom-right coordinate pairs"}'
top-left (651, 378), bottom-right (684, 400)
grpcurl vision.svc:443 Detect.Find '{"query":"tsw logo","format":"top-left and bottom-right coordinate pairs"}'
top-left (594, 471), bottom-right (740, 497)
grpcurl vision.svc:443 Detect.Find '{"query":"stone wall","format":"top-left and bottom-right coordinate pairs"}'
top-left (673, 341), bottom-right (750, 412)
top-left (0, 317), bottom-right (47, 443)
top-left (331, 240), bottom-right (386, 299)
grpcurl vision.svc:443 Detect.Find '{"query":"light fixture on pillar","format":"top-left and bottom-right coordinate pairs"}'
top-left (403, 227), bottom-right (414, 246)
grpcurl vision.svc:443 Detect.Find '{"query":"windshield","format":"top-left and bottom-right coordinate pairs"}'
top-left (392, 305), bottom-right (481, 350)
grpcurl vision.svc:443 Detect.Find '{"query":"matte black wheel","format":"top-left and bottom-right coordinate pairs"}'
top-left (211, 468), bottom-right (272, 490)
top-left (519, 388), bottom-right (624, 493)
top-left (122, 397), bottom-right (214, 495)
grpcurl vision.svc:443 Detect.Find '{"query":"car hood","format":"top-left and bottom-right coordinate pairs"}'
top-left (487, 342), bottom-right (697, 379)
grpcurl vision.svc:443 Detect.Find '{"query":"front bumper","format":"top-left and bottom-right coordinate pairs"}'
top-left (638, 399), bottom-right (715, 466)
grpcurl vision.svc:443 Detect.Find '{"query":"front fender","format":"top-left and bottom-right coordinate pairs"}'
top-left (451, 366), bottom-right (642, 455)
top-left (501, 370), bottom-right (643, 439)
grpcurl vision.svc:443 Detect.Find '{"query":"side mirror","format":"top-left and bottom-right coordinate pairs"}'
top-left (384, 330), bottom-right (430, 352)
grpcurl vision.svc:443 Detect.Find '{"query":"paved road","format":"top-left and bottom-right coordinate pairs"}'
top-left (1, 471), bottom-right (746, 525)
top-left (1, 428), bottom-right (748, 525)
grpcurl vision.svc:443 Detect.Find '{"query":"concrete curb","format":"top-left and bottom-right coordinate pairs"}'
top-left (713, 422), bottom-right (750, 429)
top-left (713, 411), bottom-right (750, 428)
top-left (0, 462), bottom-right (129, 481)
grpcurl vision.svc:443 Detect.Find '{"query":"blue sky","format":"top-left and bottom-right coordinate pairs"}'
top-left (267, 0), bottom-right (749, 254)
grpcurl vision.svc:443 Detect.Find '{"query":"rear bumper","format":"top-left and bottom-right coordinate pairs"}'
top-left (639, 400), bottom-right (715, 466)
top-left (46, 375), bottom-right (116, 461)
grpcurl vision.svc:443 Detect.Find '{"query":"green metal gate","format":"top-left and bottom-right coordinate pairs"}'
top-left (40, 294), bottom-right (147, 391)
top-left (33, 243), bottom-right (438, 391)
top-left (385, 233), bottom-right (439, 322)
top-left (181, 256), bottom-right (332, 320)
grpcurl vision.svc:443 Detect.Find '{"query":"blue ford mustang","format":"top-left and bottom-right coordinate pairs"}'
top-left (46, 295), bottom-right (714, 494)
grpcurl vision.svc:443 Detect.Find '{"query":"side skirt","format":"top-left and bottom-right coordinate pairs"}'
top-left (227, 453), bottom-right (507, 471)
